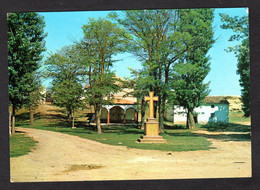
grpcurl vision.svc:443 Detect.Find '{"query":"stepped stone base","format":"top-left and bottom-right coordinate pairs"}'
top-left (138, 135), bottom-right (167, 143)
top-left (138, 117), bottom-right (167, 143)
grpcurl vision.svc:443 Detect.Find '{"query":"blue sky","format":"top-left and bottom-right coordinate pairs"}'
top-left (39, 7), bottom-right (248, 96)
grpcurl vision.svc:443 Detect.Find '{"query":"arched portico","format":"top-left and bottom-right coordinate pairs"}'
top-left (101, 105), bottom-right (138, 124)
top-left (125, 107), bottom-right (138, 123)
top-left (110, 106), bottom-right (124, 123)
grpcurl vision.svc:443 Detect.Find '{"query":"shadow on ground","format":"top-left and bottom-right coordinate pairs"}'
top-left (164, 122), bottom-right (251, 142)
top-left (201, 122), bottom-right (251, 133)
top-left (164, 124), bottom-right (186, 130)
top-left (196, 133), bottom-right (251, 142)
top-left (15, 105), bottom-right (251, 142)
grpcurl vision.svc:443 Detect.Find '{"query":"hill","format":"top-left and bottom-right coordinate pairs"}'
top-left (207, 96), bottom-right (242, 112)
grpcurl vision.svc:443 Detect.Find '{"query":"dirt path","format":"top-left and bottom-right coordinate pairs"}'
top-left (10, 127), bottom-right (251, 182)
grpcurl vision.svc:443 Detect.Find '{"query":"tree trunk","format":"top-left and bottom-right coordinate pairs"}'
top-left (30, 108), bottom-right (34, 126)
top-left (67, 109), bottom-right (72, 123)
top-left (140, 98), bottom-right (145, 130)
top-left (158, 98), bottom-right (164, 133)
top-left (186, 109), bottom-right (195, 129)
top-left (161, 62), bottom-right (169, 131)
top-left (9, 109), bottom-right (12, 136)
top-left (95, 105), bottom-right (102, 134)
top-left (11, 107), bottom-right (15, 135)
top-left (161, 92), bottom-right (167, 121)
top-left (72, 110), bottom-right (76, 129)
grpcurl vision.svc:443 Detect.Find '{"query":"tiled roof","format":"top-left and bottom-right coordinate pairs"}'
top-left (112, 97), bottom-right (136, 105)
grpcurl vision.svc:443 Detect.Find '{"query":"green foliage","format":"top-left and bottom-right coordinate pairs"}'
top-left (24, 72), bottom-right (45, 111)
top-left (45, 45), bottom-right (85, 121)
top-left (8, 12), bottom-right (47, 110)
top-left (111, 9), bottom-right (215, 131)
top-left (237, 39), bottom-right (250, 116)
top-left (169, 9), bottom-right (215, 129)
top-left (220, 13), bottom-right (249, 42)
top-left (220, 13), bottom-right (250, 117)
top-left (80, 18), bottom-right (128, 133)
top-left (125, 68), bottom-right (151, 128)
top-left (110, 10), bottom-right (191, 130)
top-left (10, 133), bottom-right (38, 157)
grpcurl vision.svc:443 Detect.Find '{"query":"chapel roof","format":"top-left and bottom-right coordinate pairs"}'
top-left (112, 97), bottom-right (136, 105)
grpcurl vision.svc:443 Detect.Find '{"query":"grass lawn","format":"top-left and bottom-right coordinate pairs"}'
top-left (19, 123), bottom-right (212, 152)
top-left (229, 111), bottom-right (251, 124)
top-left (10, 133), bottom-right (38, 157)
top-left (12, 104), bottom-right (250, 154)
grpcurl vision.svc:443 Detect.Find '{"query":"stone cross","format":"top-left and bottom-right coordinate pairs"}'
top-left (144, 92), bottom-right (158, 118)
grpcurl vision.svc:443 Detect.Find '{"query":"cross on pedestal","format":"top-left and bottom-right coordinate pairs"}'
top-left (138, 91), bottom-right (166, 143)
top-left (144, 92), bottom-right (158, 119)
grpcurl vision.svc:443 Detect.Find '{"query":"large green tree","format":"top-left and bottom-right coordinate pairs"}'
top-left (8, 12), bottom-right (47, 134)
top-left (24, 72), bottom-right (45, 125)
top-left (45, 45), bottom-right (85, 129)
top-left (110, 10), bottom-right (190, 132)
top-left (169, 9), bottom-right (215, 129)
top-left (110, 9), bottom-right (214, 131)
top-left (220, 13), bottom-right (250, 117)
top-left (81, 18), bottom-right (127, 134)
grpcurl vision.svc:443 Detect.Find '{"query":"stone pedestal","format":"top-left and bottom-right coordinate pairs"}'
top-left (138, 118), bottom-right (167, 143)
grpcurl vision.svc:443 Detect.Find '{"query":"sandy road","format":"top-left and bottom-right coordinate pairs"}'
top-left (10, 127), bottom-right (251, 182)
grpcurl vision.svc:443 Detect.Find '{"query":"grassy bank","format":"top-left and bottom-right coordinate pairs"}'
top-left (10, 133), bottom-right (38, 157)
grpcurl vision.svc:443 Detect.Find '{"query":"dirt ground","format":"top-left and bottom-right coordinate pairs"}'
top-left (10, 127), bottom-right (251, 182)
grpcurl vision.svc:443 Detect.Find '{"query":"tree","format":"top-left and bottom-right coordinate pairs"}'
top-left (45, 45), bottom-right (85, 129)
top-left (126, 68), bottom-right (151, 129)
top-left (110, 9), bottom-right (214, 131)
top-left (220, 13), bottom-right (250, 117)
top-left (109, 10), bottom-right (190, 132)
top-left (81, 18), bottom-right (128, 134)
top-left (24, 72), bottom-right (45, 125)
top-left (8, 12), bottom-right (47, 134)
top-left (169, 9), bottom-right (215, 129)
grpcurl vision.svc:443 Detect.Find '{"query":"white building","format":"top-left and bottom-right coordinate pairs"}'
top-left (165, 96), bottom-right (229, 124)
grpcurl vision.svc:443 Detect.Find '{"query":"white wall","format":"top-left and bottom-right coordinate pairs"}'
top-left (173, 104), bottom-right (229, 124)
top-left (173, 106), bottom-right (187, 123)
top-left (195, 104), bottom-right (229, 123)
